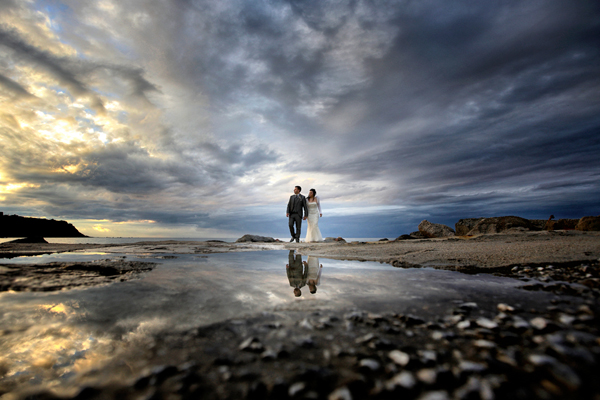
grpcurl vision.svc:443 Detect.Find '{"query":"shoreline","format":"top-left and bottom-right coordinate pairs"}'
top-left (2, 230), bottom-right (598, 270)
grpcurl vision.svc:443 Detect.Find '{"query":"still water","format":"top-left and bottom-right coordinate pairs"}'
top-left (0, 250), bottom-right (553, 394)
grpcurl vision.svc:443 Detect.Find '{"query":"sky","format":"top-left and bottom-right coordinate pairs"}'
top-left (0, 0), bottom-right (599, 239)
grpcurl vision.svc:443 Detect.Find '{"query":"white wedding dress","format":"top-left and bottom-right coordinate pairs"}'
top-left (305, 197), bottom-right (323, 243)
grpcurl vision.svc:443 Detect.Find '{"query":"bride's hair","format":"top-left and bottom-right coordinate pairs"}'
top-left (309, 188), bottom-right (317, 199)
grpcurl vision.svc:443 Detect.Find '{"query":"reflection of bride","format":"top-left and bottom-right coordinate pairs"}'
top-left (305, 188), bottom-right (323, 243)
top-left (304, 256), bottom-right (323, 294)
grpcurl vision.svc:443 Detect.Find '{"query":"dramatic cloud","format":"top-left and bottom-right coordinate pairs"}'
top-left (1, 0), bottom-right (599, 238)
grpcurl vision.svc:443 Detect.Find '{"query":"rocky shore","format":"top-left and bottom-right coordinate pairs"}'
top-left (1, 231), bottom-right (599, 399)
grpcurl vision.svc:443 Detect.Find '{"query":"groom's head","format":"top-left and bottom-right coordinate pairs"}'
top-left (294, 186), bottom-right (301, 195)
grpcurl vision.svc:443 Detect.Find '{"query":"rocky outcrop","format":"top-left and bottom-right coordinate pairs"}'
top-left (324, 237), bottom-right (346, 243)
top-left (455, 218), bottom-right (484, 236)
top-left (466, 216), bottom-right (540, 235)
top-left (418, 220), bottom-right (455, 238)
top-left (575, 216), bottom-right (600, 231)
top-left (0, 214), bottom-right (86, 238)
top-left (235, 235), bottom-right (276, 243)
top-left (546, 219), bottom-right (579, 231)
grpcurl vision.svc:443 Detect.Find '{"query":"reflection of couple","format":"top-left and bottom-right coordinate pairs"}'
top-left (286, 186), bottom-right (323, 243)
top-left (286, 250), bottom-right (323, 297)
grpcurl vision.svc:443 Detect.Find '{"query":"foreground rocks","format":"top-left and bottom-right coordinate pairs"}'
top-left (11, 261), bottom-right (599, 400)
top-left (0, 259), bottom-right (155, 291)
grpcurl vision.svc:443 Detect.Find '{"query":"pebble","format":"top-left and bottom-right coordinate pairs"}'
top-left (288, 382), bottom-right (306, 397)
top-left (417, 390), bottom-right (450, 400)
top-left (386, 371), bottom-right (416, 390)
top-left (475, 318), bottom-right (498, 330)
top-left (530, 317), bottom-right (548, 331)
top-left (359, 358), bottom-right (381, 372)
top-left (473, 339), bottom-right (496, 349)
top-left (497, 303), bottom-right (515, 313)
top-left (328, 386), bottom-right (352, 400)
top-left (416, 368), bottom-right (437, 385)
top-left (457, 320), bottom-right (471, 330)
top-left (388, 350), bottom-right (410, 366)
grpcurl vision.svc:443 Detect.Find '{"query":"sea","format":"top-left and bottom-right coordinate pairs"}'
top-left (0, 237), bottom-right (385, 245)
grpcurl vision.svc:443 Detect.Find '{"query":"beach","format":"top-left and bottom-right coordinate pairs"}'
top-left (1, 231), bottom-right (599, 399)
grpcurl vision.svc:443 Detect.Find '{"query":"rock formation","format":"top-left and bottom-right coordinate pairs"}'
top-left (418, 220), bottom-right (455, 238)
top-left (324, 237), bottom-right (346, 243)
top-left (575, 216), bottom-right (600, 231)
top-left (455, 218), bottom-right (484, 236)
top-left (235, 235), bottom-right (276, 243)
top-left (0, 214), bottom-right (86, 238)
top-left (466, 216), bottom-right (540, 235)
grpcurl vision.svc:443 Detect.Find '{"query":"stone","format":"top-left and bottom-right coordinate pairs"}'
top-left (239, 337), bottom-right (264, 352)
top-left (388, 350), bottom-right (410, 366)
top-left (235, 234), bottom-right (276, 243)
top-left (530, 317), bottom-right (548, 331)
top-left (386, 371), bottom-right (416, 390)
top-left (417, 390), bottom-right (450, 400)
top-left (328, 387), bottom-right (352, 400)
top-left (418, 220), bottom-right (455, 238)
top-left (410, 231), bottom-right (426, 239)
top-left (455, 218), bottom-right (484, 236)
top-left (466, 216), bottom-right (539, 235)
top-left (324, 237), bottom-right (347, 243)
top-left (476, 318), bottom-right (498, 330)
top-left (575, 216), bottom-right (600, 231)
top-left (417, 369), bottom-right (437, 385)
top-left (497, 303), bottom-right (515, 313)
top-left (359, 358), bottom-right (381, 372)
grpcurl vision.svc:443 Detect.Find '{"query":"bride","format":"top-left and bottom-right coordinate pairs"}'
top-left (305, 188), bottom-right (323, 243)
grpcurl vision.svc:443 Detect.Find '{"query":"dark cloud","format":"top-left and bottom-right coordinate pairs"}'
top-left (2, 0), bottom-right (599, 237)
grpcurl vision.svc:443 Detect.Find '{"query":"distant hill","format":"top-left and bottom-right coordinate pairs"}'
top-left (0, 213), bottom-right (87, 238)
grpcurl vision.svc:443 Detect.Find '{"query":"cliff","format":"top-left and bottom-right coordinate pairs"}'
top-left (0, 214), bottom-right (87, 238)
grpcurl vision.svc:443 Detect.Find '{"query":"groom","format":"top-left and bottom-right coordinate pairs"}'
top-left (286, 186), bottom-right (308, 243)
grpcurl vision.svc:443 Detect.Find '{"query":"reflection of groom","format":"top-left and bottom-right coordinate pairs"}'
top-left (286, 186), bottom-right (308, 243)
top-left (286, 250), bottom-right (306, 297)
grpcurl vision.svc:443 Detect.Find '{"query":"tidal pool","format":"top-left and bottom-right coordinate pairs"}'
top-left (0, 250), bottom-right (556, 395)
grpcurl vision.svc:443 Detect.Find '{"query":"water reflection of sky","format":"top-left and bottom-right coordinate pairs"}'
top-left (0, 250), bottom-right (553, 394)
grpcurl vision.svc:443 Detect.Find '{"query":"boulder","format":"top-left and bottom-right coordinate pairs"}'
top-left (324, 237), bottom-right (346, 243)
top-left (418, 220), bottom-right (455, 238)
top-left (466, 216), bottom-right (539, 235)
top-left (235, 235), bottom-right (276, 243)
top-left (575, 216), bottom-right (600, 231)
top-left (455, 218), bottom-right (484, 236)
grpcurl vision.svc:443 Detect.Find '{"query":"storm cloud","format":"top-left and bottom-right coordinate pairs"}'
top-left (0, 0), bottom-right (599, 238)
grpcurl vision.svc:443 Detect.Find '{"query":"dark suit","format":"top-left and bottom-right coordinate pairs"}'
top-left (287, 194), bottom-right (308, 240)
top-left (286, 251), bottom-right (306, 288)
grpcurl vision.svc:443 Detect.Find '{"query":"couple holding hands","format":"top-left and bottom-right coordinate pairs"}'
top-left (286, 186), bottom-right (322, 243)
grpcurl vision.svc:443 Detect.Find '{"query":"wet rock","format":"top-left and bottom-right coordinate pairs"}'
top-left (417, 390), bottom-right (450, 400)
top-left (388, 350), bottom-right (410, 366)
top-left (328, 386), bottom-right (352, 400)
top-left (457, 320), bottom-right (471, 330)
top-left (400, 314), bottom-right (426, 326)
top-left (473, 339), bottom-right (496, 349)
top-left (288, 381), bottom-right (306, 397)
top-left (359, 358), bottom-right (381, 372)
top-left (239, 337), bottom-right (264, 353)
top-left (417, 368), bottom-right (437, 385)
top-left (475, 318), bottom-right (498, 330)
top-left (497, 303), bottom-right (516, 313)
top-left (386, 371), bottom-right (416, 390)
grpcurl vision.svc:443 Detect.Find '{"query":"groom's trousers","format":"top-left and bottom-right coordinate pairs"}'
top-left (289, 213), bottom-right (302, 239)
